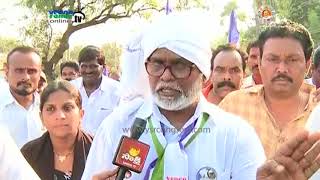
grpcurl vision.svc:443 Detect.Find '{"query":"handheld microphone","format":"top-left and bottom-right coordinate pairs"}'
top-left (113, 118), bottom-right (149, 180)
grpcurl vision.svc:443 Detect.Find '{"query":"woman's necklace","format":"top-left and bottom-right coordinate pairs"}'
top-left (54, 150), bottom-right (74, 163)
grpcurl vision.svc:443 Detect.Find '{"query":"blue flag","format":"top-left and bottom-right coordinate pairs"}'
top-left (165, 0), bottom-right (172, 15)
top-left (228, 10), bottom-right (240, 46)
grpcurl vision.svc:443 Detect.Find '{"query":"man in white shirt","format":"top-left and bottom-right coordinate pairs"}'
top-left (82, 12), bottom-right (266, 180)
top-left (305, 103), bottom-right (320, 179)
top-left (83, 12), bottom-right (320, 180)
top-left (72, 45), bottom-right (120, 135)
top-left (0, 75), bottom-right (8, 95)
top-left (0, 46), bottom-right (44, 148)
top-left (305, 46), bottom-right (320, 88)
top-left (0, 126), bottom-right (40, 180)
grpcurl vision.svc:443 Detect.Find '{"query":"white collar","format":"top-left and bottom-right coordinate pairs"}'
top-left (2, 88), bottom-right (40, 109)
top-left (79, 75), bottom-right (111, 93)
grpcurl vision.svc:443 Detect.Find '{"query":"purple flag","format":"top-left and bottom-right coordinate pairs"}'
top-left (165, 0), bottom-right (172, 15)
top-left (228, 10), bottom-right (240, 46)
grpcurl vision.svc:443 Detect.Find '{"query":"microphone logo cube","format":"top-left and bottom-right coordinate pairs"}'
top-left (113, 136), bottom-right (150, 173)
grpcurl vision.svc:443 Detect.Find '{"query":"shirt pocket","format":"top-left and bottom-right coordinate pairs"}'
top-left (97, 106), bottom-right (113, 117)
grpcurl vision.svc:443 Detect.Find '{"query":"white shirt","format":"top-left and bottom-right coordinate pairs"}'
top-left (0, 87), bottom-right (44, 148)
top-left (305, 104), bottom-right (320, 180)
top-left (81, 96), bottom-right (266, 180)
top-left (0, 78), bottom-right (8, 95)
top-left (72, 76), bottom-right (120, 135)
top-left (241, 75), bottom-right (256, 89)
top-left (0, 126), bottom-right (40, 180)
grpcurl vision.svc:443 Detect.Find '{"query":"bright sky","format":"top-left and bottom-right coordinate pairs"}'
top-left (0, 0), bottom-right (255, 48)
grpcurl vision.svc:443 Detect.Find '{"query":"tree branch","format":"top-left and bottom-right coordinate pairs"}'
top-left (47, 2), bottom-right (162, 80)
top-left (90, 3), bottom-right (121, 21)
top-left (43, 23), bottom-right (53, 62)
top-left (81, 0), bottom-right (99, 10)
top-left (72, 5), bottom-right (162, 31)
top-left (77, 0), bottom-right (81, 11)
top-left (69, 0), bottom-right (76, 11)
top-left (57, 0), bottom-right (68, 10)
top-left (72, 15), bottom-right (111, 31)
top-left (47, 29), bottom-right (72, 69)
top-left (71, 3), bottom-right (163, 31)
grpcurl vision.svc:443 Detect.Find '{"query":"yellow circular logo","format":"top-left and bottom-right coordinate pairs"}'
top-left (128, 147), bottom-right (140, 157)
top-left (261, 8), bottom-right (272, 19)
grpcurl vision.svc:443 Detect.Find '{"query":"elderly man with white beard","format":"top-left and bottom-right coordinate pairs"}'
top-left (82, 12), bottom-right (320, 180)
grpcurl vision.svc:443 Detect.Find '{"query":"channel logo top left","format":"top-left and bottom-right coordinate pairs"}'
top-left (48, 10), bottom-right (85, 24)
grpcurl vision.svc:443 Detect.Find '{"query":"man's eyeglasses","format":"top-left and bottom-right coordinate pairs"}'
top-left (145, 61), bottom-right (196, 79)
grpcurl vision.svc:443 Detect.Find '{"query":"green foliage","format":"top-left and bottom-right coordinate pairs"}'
top-left (217, 0), bottom-right (250, 47)
top-left (0, 37), bottom-right (23, 54)
top-left (18, 0), bottom-right (162, 80)
top-left (219, 0), bottom-right (247, 25)
top-left (20, 0), bottom-right (56, 13)
top-left (273, 0), bottom-right (291, 19)
top-left (211, 33), bottom-right (228, 49)
top-left (18, 0), bottom-right (209, 80)
top-left (101, 42), bottom-right (122, 73)
top-left (68, 45), bottom-right (84, 61)
top-left (308, 9), bottom-right (320, 46)
top-left (240, 26), bottom-right (259, 49)
top-left (220, 0), bottom-right (238, 17)
top-left (237, 11), bottom-right (247, 21)
top-left (235, 0), bottom-right (320, 50)
top-left (273, 0), bottom-right (320, 46)
top-left (22, 17), bottom-right (55, 61)
top-left (148, 0), bottom-right (159, 7)
top-left (66, 42), bottom-right (122, 73)
top-left (176, 0), bottom-right (207, 10)
top-left (0, 37), bottom-right (23, 72)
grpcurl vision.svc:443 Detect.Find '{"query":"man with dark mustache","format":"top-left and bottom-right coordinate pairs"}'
top-left (203, 44), bottom-right (246, 104)
top-left (71, 45), bottom-right (120, 135)
top-left (83, 12), bottom-right (267, 180)
top-left (83, 13), bottom-right (320, 180)
top-left (242, 41), bottom-right (263, 88)
top-left (219, 21), bottom-right (317, 161)
top-left (0, 46), bottom-right (44, 148)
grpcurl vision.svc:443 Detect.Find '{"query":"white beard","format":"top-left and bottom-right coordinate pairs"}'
top-left (152, 75), bottom-right (202, 111)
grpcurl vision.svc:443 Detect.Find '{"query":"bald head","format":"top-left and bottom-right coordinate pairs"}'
top-left (5, 46), bottom-right (42, 97)
top-left (7, 46), bottom-right (41, 65)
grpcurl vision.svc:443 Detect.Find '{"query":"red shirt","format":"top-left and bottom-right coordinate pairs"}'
top-left (202, 83), bottom-right (213, 101)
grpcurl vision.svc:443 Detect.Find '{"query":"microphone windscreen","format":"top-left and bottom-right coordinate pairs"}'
top-left (130, 118), bottom-right (147, 139)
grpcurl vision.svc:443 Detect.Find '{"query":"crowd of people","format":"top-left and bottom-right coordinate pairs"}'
top-left (1, 11), bottom-right (320, 180)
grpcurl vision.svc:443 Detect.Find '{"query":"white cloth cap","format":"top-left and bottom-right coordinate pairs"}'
top-left (141, 11), bottom-right (213, 79)
top-left (119, 31), bottom-right (150, 101)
